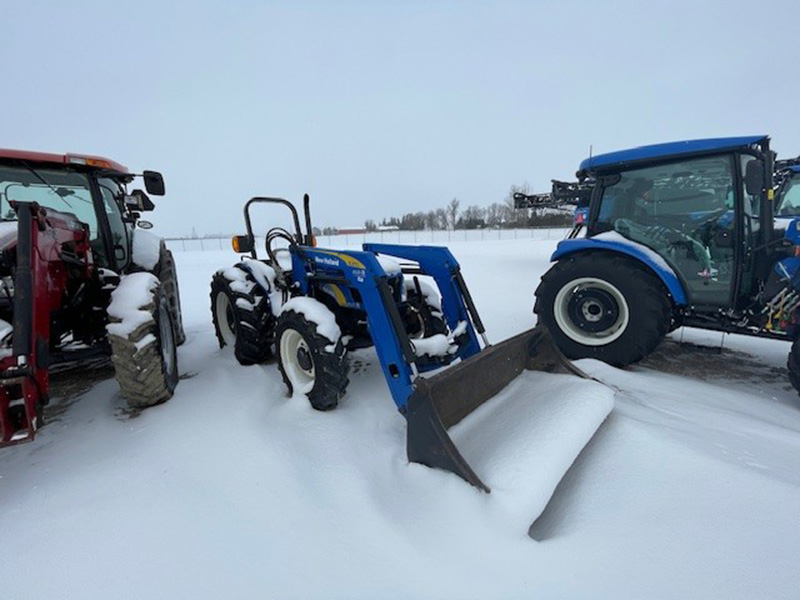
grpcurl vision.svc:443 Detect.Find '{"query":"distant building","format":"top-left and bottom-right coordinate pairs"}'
top-left (337, 227), bottom-right (367, 235)
top-left (377, 225), bottom-right (399, 232)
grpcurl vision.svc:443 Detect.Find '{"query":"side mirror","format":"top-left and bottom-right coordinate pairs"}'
top-left (744, 159), bottom-right (765, 196)
top-left (143, 170), bottom-right (165, 196)
top-left (124, 189), bottom-right (155, 212)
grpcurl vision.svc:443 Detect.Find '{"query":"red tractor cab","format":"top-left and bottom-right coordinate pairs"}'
top-left (0, 149), bottom-right (183, 446)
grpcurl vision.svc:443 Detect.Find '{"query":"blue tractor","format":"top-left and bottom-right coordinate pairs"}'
top-left (530, 135), bottom-right (800, 393)
top-left (210, 195), bottom-right (608, 492)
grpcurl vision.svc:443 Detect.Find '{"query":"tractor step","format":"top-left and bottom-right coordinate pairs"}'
top-left (0, 377), bottom-right (40, 446)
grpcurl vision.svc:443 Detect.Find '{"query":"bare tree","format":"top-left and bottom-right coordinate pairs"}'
top-left (435, 208), bottom-right (448, 229)
top-left (458, 205), bottom-right (486, 229)
top-left (424, 210), bottom-right (437, 230)
top-left (447, 198), bottom-right (460, 230)
top-left (485, 202), bottom-right (503, 228)
top-left (503, 183), bottom-right (532, 228)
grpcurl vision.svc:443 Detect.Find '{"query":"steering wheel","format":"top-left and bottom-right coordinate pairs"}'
top-left (681, 207), bottom-right (731, 243)
top-left (691, 207), bottom-right (730, 228)
top-left (265, 227), bottom-right (296, 283)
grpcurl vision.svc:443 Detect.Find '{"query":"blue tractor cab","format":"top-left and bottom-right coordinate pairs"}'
top-left (534, 136), bottom-right (800, 395)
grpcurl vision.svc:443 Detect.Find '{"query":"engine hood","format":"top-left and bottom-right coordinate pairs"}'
top-left (0, 222), bottom-right (17, 251)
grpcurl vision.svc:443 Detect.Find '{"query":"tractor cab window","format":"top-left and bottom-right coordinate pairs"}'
top-left (595, 155), bottom-right (736, 306)
top-left (97, 178), bottom-right (130, 270)
top-left (777, 175), bottom-right (800, 216)
top-left (0, 166), bottom-right (98, 236)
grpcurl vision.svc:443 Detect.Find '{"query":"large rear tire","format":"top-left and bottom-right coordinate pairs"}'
top-left (210, 267), bottom-right (274, 365)
top-left (157, 248), bottom-right (186, 346)
top-left (275, 303), bottom-right (349, 411)
top-left (108, 276), bottom-right (179, 408)
top-left (535, 252), bottom-right (671, 366)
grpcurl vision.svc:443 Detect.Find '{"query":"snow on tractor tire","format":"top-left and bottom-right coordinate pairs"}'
top-left (404, 278), bottom-right (448, 339)
top-left (275, 297), bottom-right (350, 411)
top-left (106, 273), bottom-right (179, 408)
top-left (132, 230), bottom-right (186, 348)
top-left (210, 264), bottom-right (275, 365)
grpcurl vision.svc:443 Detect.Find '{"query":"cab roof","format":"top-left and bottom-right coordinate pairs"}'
top-left (578, 135), bottom-right (768, 175)
top-left (0, 148), bottom-right (128, 174)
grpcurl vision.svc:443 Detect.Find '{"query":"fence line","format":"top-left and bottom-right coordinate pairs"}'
top-left (164, 227), bottom-right (571, 253)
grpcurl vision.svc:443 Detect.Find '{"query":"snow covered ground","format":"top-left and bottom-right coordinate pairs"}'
top-left (2, 237), bottom-right (800, 599)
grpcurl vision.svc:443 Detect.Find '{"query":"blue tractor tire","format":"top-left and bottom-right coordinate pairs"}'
top-left (275, 308), bottom-right (350, 411)
top-left (534, 251), bottom-right (671, 366)
top-left (210, 268), bottom-right (274, 365)
top-left (405, 285), bottom-right (448, 339)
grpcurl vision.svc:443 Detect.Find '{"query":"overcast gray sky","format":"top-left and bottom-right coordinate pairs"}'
top-left (3, 0), bottom-right (799, 236)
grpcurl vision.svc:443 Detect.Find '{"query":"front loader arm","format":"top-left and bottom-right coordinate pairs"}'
top-left (362, 243), bottom-right (484, 355)
top-left (294, 245), bottom-right (484, 413)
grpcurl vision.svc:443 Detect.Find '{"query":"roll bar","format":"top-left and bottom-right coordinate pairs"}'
top-left (242, 196), bottom-right (315, 259)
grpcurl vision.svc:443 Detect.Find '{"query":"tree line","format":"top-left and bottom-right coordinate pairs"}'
top-left (362, 184), bottom-right (573, 232)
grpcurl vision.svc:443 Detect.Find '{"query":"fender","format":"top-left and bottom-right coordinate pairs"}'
top-left (551, 237), bottom-right (689, 306)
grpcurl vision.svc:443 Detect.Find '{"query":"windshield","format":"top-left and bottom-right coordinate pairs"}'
top-left (594, 154), bottom-right (736, 307)
top-left (777, 175), bottom-right (800, 217)
top-left (0, 165), bottom-right (98, 236)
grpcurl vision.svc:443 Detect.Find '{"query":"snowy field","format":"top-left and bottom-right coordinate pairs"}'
top-left (2, 237), bottom-right (800, 599)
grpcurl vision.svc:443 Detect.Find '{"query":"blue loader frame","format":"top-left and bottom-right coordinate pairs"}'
top-left (288, 242), bottom-right (484, 414)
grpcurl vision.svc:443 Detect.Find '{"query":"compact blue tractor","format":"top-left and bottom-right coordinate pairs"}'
top-left (526, 135), bottom-right (800, 394)
top-left (210, 195), bottom-right (595, 491)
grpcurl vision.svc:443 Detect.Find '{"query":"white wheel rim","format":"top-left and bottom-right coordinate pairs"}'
top-left (215, 293), bottom-right (237, 347)
top-left (553, 277), bottom-right (630, 346)
top-left (280, 328), bottom-right (315, 394)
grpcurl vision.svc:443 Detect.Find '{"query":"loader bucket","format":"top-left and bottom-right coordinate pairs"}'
top-left (406, 325), bottom-right (613, 518)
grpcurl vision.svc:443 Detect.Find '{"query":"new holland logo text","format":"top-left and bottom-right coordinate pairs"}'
top-left (315, 255), bottom-right (340, 267)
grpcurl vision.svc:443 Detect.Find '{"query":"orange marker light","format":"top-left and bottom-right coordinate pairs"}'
top-left (232, 235), bottom-right (253, 254)
top-left (68, 156), bottom-right (111, 168)
top-left (85, 158), bottom-right (112, 168)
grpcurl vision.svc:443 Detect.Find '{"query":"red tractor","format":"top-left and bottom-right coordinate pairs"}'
top-left (0, 149), bottom-right (184, 447)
